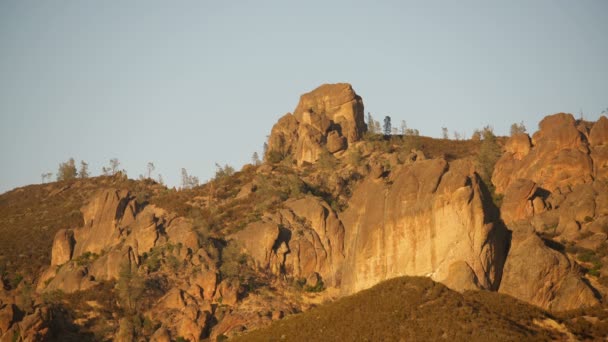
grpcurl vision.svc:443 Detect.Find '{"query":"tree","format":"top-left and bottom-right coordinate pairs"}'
top-left (214, 163), bottom-right (235, 180)
top-left (471, 129), bottom-right (482, 141)
top-left (453, 131), bottom-right (462, 140)
top-left (110, 158), bottom-right (120, 175)
top-left (181, 168), bottom-right (199, 189)
top-left (158, 174), bottom-right (164, 185)
top-left (476, 125), bottom-right (501, 189)
top-left (383, 116), bottom-right (392, 135)
top-left (41, 172), bottom-right (53, 183)
top-left (400, 120), bottom-right (407, 135)
top-left (510, 121), bottom-right (527, 136)
top-left (116, 262), bottom-right (144, 314)
top-left (367, 112), bottom-right (375, 133)
top-left (146, 162), bottom-right (155, 179)
top-left (79, 161), bottom-right (89, 178)
top-left (252, 152), bottom-right (261, 166)
top-left (441, 127), bottom-right (449, 139)
top-left (57, 158), bottom-right (77, 181)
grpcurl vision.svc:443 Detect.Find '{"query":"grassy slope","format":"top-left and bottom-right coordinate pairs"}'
top-left (234, 276), bottom-right (579, 342)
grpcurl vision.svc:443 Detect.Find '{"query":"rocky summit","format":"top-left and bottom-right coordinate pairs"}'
top-left (1, 83), bottom-right (608, 341)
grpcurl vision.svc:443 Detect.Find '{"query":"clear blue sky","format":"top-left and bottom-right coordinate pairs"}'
top-left (1, 1), bottom-right (607, 193)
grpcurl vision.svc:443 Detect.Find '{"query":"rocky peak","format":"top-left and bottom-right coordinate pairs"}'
top-left (493, 113), bottom-right (597, 194)
top-left (267, 83), bottom-right (366, 165)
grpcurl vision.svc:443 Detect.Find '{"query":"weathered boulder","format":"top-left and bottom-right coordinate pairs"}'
top-left (500, 179), bottom-right (538, 224)
top-left (88, 246), bottom-right (137, 281)
top-left (165, 217), bottom-right (200, 252)
top-left (189, 269), bottom-right (218, 301)
top-left (267, 83), bottom-right (366, 165)
top-left (231, 221), bottom-right (279, 269)
top-left (589, 115), bottom-right (608, 146)
top-left (499, 233), bottom-right (599, 311)
top-left (124, 205), bottom-right (166, 256)
top-left (50, 229), bottom-right (75, 266)
top-left (505, 133), bottom-right (532, 160)
top-left (339, 158), bottom-right (509, 295)
top-left (440, 261), bottom-right (481, 292)
top-left (44, 263), bottom-right (95, 293)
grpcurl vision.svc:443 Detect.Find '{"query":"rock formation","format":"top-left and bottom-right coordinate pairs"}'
top-left (498, 230), bottom-right (599, 311)
top-left (492, 113), bottom-right (597, 194)
top-left (492, 113), bottom-right (608, 311)
top-left (267, 83), bottom-right (366, 165)
top-left (6, 86), bottom-right (608, 341)
top-left (339, 158), bottom-right (509, 294)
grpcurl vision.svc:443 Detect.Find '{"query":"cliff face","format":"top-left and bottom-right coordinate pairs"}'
top-left (340, 159), bottom-right (508, 294)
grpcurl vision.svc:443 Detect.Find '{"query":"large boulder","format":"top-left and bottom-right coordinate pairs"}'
top-left (231, 221), bottom-right (279, 269)
top-left (499, 233), bottom-right (599, 311)
top-left (500, 179), bottom-right (539, 224)
top-left (267, 83), bottom-right (366, 165)
top-left (50, 229), bottom-right (75, 266)
top-left (589, 115), bottom-right (608, 146)
top-left (339, 158), bottom-right (509, 295)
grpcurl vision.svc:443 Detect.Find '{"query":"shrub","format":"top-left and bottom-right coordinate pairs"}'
top-left (74, 251), bottom-right (99, 266)
top-left (347, 148), bottom-right (363, 167)
top-left (317, 149), bottom-right (338, 170)
top-left (57, 158), bottom-right (78, 181)
top-left (266, 150), bottom-right (286, 164)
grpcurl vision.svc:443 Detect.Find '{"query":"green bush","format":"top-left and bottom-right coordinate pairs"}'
top-left (266, 150), bottom-right (286, 164)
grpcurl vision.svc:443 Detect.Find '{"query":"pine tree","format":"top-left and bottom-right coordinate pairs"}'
top-left (252, 152), bottom-right (261, 165)
top-left (383, 116), bottom-right (392, 135)
top-left (57, 158), bottom-right (77, 181)
top-left (79, 161), bottom-right (89, 178)
top-left (146, 162), bottom-right (155, 179)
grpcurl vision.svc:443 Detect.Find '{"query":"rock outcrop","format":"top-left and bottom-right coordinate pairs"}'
top-left (492, 113), bottom-right (597, 194)
top-left (231, 195), bottom-right (345, 288)
top-left (339, 158), bottom-right (509, 294)
top-left (492, 113), bottom-right (608, 311)
top-left (40, 189), bottom-right (177, 293)
top-left (267, 83), bottom-right (366, 165)
top-left (499, 231), bottom-right (599, 311)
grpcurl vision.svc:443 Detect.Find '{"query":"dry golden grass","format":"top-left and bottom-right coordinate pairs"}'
top-left (233, 276), bottom-right (596, 342)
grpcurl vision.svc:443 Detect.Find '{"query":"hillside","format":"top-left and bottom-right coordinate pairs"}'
top-left (234, 276), bottom-right (608, 341)
top-left (1, 83), bottom-right (607, 341)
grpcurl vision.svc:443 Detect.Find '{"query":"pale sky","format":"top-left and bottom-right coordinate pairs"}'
top-left (1, 1), bottom-right (607, 193)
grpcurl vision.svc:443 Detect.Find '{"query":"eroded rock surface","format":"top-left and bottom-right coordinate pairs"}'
top-left (339, 158), bottom-right (509, 294)
top-left (499, 232), bottom-right (599, 311)
top-left (267, 83), bottom-right (366, 165)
